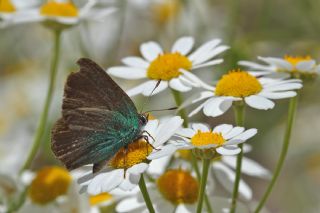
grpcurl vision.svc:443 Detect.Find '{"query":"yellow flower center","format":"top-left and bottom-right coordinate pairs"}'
top-left (157, 169), bottom-right (198, 205)
top-left (153, 0), bottom-right (181, 24)
top-left (284, 55), bottom-right (312, 66)
top-left (177, 150), bottom-right (193, 160)
top-left (89, 192), bottom-right (113, 206)
top-left (29, 166), bottom-right (72, 205)
top-left (147, 53), bottom-right (192, 81)
top-left (215, 70), bottom-right (262, 97)
top-left (108, 140), bottom-right (152, 169)
top-left (191, 130), bottom-right (225, 147)
top-left (40, 1), bottom-right (78, 17)
top-left (0, 0), bottom-right (15, 12)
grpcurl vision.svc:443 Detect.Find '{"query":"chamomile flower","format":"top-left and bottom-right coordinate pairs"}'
top-left (186, 70), bottom-right (302, 117)
top-left (108, 37), bottom-right (229, 96)
top-left (238, 55), bottom-right (320, 78)
top-left (148, 123), bottom-right (257, 159)
top-left (78, 116), bottom-right (183, 195)
top-left (2, 0), bottom-right (116, 29)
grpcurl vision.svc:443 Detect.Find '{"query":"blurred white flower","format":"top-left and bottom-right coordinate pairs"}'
top-left (77, 116), bottom-right (183, 195)
top-left (108, 37), bottom-right (229, 96)
top-left (239, 55), bottom-right (320, 78)
top-left (184, 70), bottom-right (302, 117)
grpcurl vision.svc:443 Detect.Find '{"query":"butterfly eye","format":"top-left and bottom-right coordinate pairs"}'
top-left (139, 114), bottom-right (148, 126)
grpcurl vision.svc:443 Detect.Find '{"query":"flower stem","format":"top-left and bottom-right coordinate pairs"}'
top-left (171, 89), bottom-right (189, 127)
top-left (139, 174), bottom-right (155, 213)
top-left (19, 30), bottom-right (62, 174)
top-left (230, 103), bottom-right (245, 213)
top-left (254, 95), bottom-right (299, 213)
top-left (196, 159), bottom-right (210, 213)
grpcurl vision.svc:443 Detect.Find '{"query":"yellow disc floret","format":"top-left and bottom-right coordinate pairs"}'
top-left (109, 140), bottom-right (152, 169)
top-left (0, 0), bottom-right (16, 12)
top-left (89, 192), bottom-right (113, 206)
top-left (29, 166), bottom-right (72, 205)
top-left (147, 53), bottom-right (192, 81)
top-left (284, 55), bottom-right (312, 66)
top-left (191, 130), bottom-right (225, 147)
top-left (215, 70), bottom-right (262, 97)
top-left (40, 1), bottom-right (78, 17)
top-left (157, 169), bottom-right (198, 205)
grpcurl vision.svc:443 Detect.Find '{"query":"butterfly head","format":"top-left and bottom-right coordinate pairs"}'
top-left (139, 113), bottom-right (149, 127)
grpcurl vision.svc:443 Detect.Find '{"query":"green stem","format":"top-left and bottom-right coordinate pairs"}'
top-left (196, 159), bottom-right (210, 213)
top-left (254, 95), bottom-right (299, 213)
top-left (171, 89), bottom-right (189, 127)
top-left (230, 103), bottom-right (245, 213)
top-left (139, 174), bottom-right (155, 213)
top-left (19, 30), bottom-right (62, 174)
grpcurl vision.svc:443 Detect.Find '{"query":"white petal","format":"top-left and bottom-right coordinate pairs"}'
top-left (147, 155), bottom-right (172, 175)
top-left (238, 60), bottom-right (275, 71)
top-left (153, 116), bottom-right (184, 147)
top-left (203, 97), bottom-right (234, 117)
top-left (259, 91), bottom-right (297, 99)
top-left (258, 56), bottom-right (293, 70)
top-left (180, 70), bottom-right (215, 90)
top-left (232, 129), bottom-right (257, 141)
top-left (263, 83), bottom-right (302, 92)
top-left (216, 146), bottom-right (241, 155)
top-left (144, 120), bottom-right (159, 137)
top-left (222, 156), bottom-right (271, 179)
top-left (116, 197), bottom-right (145, 212)
top-left (223, 139), bottom-right (245, 146)
top-left (178, 91), bottom-right (213, 111)
top-left (141, 80), bottom-right (168, 96)
top-left (169, 78), bottom-right (192, 92)
top-left (176, 128), bottom-right (195, 138)
top-left (192, 123), bottom-right (210, 132)
top-left (213, 163), bottom-right (252, 200)
top-left (224, 127), bottom-right (245, 140)
top-left (296, 60), bottom-right (316, 71)
top-left (188, 39), bottom-right (222, 61)
top-left (140, 41), bottom-right (163, 61)
top-left (108, 67), bottom-right (146, 79)
top-left (245, 95), bottom-right (275, 110)
top-left (213, 124), bottom-right (233, 135)
top-left (122, 57), bottom-right (149, 68)
top-left (147, 144), bottom-right (178, 160)
top-left (88, 170), bottom-right (123, 195)
top-left (248, 71), bottom-right (274, 76)
top-left (188, 99), bottom-right (209, 117)
top-left (171, 37), bottom-right (194, 55)
top-left (127, 163), bottom-right (148, 175)
top-left (192, 45), bottom-right (229, 65)
top-left (192, 59), bottom-right (224, 69)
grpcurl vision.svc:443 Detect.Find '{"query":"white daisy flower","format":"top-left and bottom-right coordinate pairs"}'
top-left (108, 36), bottom-right (229, 96)
top-left (1, 0), bottom-right (116, 29)
top-left (77, 116), bottom-right (184, 195)
top-left (238, 55), bottom-right (320, 78)
top-left (185, 70), bottom-right (303, 117)
top-left (148, 123), bottom-right (257, 159)
top-left (116, 168), bottom-right (248, 213)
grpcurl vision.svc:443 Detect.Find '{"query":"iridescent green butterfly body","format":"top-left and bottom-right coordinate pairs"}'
top-left (51, 58), bottom-right (148, 173)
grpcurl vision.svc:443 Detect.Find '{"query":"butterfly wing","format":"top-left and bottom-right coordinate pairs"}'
top-left (51, 58), bottom-right (142, 171)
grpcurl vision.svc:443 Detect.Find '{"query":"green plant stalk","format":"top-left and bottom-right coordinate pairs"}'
top-left (230, 103), bottom-right (245, 213)
top-left (254, 95), bottom-right (299, 213)
top-left (196, 159), bottom-right (211, 213)
top-left (19, 30), bottom-right (62, 174)
top-left (139, 174), bottom-right (155, 213)
top-left (171, 90), bottom-right (213, 213)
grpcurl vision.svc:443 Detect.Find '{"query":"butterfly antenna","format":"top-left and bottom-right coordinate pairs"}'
top-left (140, 80), bottom-right (161, 113)
top-left (144, 107), bottom-right (178, 113)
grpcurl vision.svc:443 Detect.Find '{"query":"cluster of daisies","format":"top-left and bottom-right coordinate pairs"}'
top-left (1, 0), bottom-right (319, 212)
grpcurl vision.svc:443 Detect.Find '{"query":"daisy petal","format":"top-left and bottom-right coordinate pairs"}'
top-left (188, 99), bottom-right (209, 117)
top-left (147, 144), bottom-right (178, 160)
top-left (296, 60), bottom-right (316, 71)
top-left (192, 59), bottom-right (224, 69)
top-left (169, 78), bottom-right (192, 92)
top-left (192, 45), bottom-right (229, 65)
top-left (258, 56), bottom-right (293, 70)
top-left (176, 128), bottom-right (195, 138)
top-left (245, 95), bottom-right (275, 110)
top-left (127, 163), bottom-right (148, 175)
top-left (238, 60), bottom-right (275, 71)
top-left (233, 129), bottom-right (257, 141)
top-left (259, 91), bottom-right (297, 99)
top-left (203, 97), bottom-right (234, 117)
top-left (122, 57), bottom-right (149, 68)
top-left (188, 39), bottom-right (222, 61)
top-left (88, 170), bottom-right (122, 195)
top-left (213, 124), bottom-right (233, 135)
top-left (141, 80), bottom-right (168, 96)
top-left (263, 83), bottom-right (302, 92)
top-left (140, 41), bottom-right (163, 61)
top-left (180, 70), bottom-right (214, 90)
top-left (192, 123), bottom-right (210, 132)
top-left (108, 67), bottom-right (146, 79)
top-left (171, 37), bottom-right (194, 55)
top-left (216, 146), bottom-right (241, 155)
top-left (116, 197), bottom-right (145, 212)
top-left (224, 127), bottom-right (245, 140)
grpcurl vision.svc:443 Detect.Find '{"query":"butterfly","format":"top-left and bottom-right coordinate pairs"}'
top-left (51, 58), bottom-right (152, 173)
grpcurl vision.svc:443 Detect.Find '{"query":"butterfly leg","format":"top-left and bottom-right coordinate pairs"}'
top-left (123, 145), bottom-right (128, 179)
top-left (141, 130), bottom-right (155, 142)
top-left (142, 135), bottom-right (160, 151)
